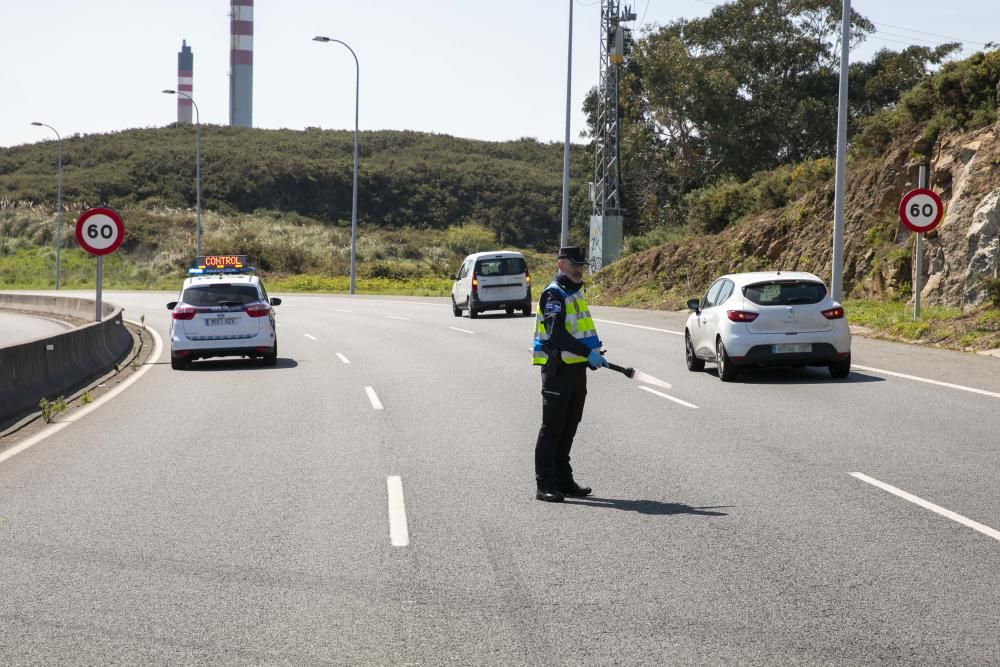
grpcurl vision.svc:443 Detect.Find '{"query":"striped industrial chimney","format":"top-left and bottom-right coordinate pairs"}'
top-left (229, 0), bottom-right (253, 127)
top-left (177, 40), bottom-right (194, 124)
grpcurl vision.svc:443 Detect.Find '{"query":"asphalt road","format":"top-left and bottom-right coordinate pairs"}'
top-left (0, 310), bottom-right (74, 347)
top-left (1, 290), bottom-right (999, 665)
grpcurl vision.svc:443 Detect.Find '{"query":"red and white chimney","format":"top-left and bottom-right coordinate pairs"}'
top-left (177, 40), bottom-right (194, 124)
top-left (229, 0), bottom-right (253, 127)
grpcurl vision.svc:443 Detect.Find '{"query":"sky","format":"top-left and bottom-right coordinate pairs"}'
top-left (3, 1), bottom-right (998, 149)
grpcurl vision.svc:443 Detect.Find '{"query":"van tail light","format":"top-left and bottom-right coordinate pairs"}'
top-left (172, 306), bottom-right (197, 320)
top-left (245, 302), bottom-right (271, 318)
top-left (525, 271), bottom-right (531, 285)
top-left (727, 310), bottom-right (758, 322)
top-left (471, 274), bottom-right (478, 293)
top-left (822, 306), bottom-right (845, 320)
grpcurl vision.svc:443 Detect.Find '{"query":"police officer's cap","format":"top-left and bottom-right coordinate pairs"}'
top-left (558, 246), bottom-right (588, 265)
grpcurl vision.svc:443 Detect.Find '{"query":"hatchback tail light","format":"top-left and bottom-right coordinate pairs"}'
top-left (471, 274), bottom-right (479, 293)
top-left (727, 310), bottom-right (759, 322)
top-left (172, 306), bottom-right (197, 320)
top-left (245, 302), bottom-right (271, 318)
top-left (822, 306), bottom-right (845, 320)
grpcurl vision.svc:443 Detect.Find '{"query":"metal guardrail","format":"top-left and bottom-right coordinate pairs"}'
top-left (0, 295), bottom-right (133, 429)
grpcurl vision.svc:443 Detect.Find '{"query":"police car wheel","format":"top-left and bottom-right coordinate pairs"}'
top-left (261, 342), bottom-right (278, 366)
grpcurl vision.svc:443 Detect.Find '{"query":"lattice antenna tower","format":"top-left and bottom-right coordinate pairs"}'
top-left (592, 1), bottom-right (634, 217)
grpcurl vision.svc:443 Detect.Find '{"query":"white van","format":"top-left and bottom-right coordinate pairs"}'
top-left (451, 251), bottom-right (532, 318)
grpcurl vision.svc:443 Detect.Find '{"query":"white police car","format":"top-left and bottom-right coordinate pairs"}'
top-left (166, 255), bottom-right (281, 369)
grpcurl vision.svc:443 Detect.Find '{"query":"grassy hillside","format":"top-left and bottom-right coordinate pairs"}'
top-left (0, 127), bottom-right (591, 250)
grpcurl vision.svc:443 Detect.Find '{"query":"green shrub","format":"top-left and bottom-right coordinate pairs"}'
top-left (39, 396), bottom-right (67, 423)
top-left (444, 223), bottom-right (496, 255)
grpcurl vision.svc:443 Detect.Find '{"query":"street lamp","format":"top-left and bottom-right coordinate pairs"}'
top-left (31, 122), bottom-right (63, 289)
top-left (560, 0), bottom-right (573, 248)
top-left (163, 89), bottom-right (202, 257)
top-left (313, 35), bottom-right (360, 295)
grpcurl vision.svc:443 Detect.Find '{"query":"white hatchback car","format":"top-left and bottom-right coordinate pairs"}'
top-left (167, 265), bottom-right (280, 369)
top-left (451, 251), bottom-right (532, 318)
top-left (684, 271), bottom-right (851, 381)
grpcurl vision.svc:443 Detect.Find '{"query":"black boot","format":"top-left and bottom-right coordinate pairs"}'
top-left (561, 480), bottom-right (592, 497)
top-left (535, 488), bottom-right (565, 502)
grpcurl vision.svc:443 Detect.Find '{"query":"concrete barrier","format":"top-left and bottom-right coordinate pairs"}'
top-left (0, 295), bottom-right (134, 429)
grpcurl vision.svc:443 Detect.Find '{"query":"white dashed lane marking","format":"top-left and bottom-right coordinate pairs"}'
top-left (336, 353), bottom-right (351, 364)
top-left (388, 315), bottom-right (409, 321)
top-left (449, 326), bottom-right (475, 334)
top-left (304, 334), bottom-right (318, 341)
top-left (594, 318), bottom-right (683, 336)
top-left (386, 476), bottom-right (410, 547)
top-left (851, 472), bottom-right (1000, 542)
top-left (365, 386), bottom-right (384, 411)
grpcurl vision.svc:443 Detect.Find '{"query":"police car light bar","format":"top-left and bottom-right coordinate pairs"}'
top-left (190, 255), bottom-right (254, 275)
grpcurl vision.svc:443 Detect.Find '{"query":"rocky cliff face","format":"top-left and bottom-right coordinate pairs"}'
top-left (924, 127), bottom-right (1000, 307)
top-left (595, 121), bottom-right (1000, 310)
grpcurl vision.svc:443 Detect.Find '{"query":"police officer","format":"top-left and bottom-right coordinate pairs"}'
top-left (531, 246), bottom-right (607, 502)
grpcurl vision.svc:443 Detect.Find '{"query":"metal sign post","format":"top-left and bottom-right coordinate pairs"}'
top-left (898, 169), bottom-right (943, 320)
top-left (75, 207), bottom-right (125, 322)
top-left (914, 166), bottom-right (926, 319)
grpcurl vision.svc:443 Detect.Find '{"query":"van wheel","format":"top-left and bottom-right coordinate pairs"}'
top-left (452, 298), bottom-right (462, 317)
top-left (522, 305), bottom-right (532, 317)
top-left (686, 332), bottom-right (705, 372)
top-left (716, 338), bottom-right (738, 382)
top-left (468, 299), bottom-right (479, 319)
top-left (505, 306), bottom-right (515, 316)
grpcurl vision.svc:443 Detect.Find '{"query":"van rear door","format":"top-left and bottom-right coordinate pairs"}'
top-left (474, 256), bottom-right (527, 301)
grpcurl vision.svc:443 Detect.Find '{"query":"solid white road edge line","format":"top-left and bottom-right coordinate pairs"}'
top-left (850, 472), bottom-right (1000, 543)
top-left (386, 475), bottom-right (410, 547)
top-left (304, 333), bottom-right (318, 341)
top-left (594, 318), bottom-right (684, 336)
top-left (449, 326), bottom-right (475, 334)
top-left (365, 386), bottom-right (384, 411)
top-left (852, 364), bottom-right (1000, 400)
top-left (0, 320), bottom-right (163, 466)
top-left (638, 386), bottom-right (699, 409)
top-left (336, 353), bottom-right (351, 364)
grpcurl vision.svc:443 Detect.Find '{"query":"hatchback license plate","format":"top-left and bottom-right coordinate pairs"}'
top-left (206, 317), bottom-right (239, 326)
top-left (772, 343), bottom-right (811, 354)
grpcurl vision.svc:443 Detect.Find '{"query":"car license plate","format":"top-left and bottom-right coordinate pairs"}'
top-left (206, 317), bottom-right (238, 326)
top-left (772, 343), bottom-right (811, 353)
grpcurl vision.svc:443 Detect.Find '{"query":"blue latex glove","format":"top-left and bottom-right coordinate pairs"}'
top-left (587, 349), bottom-right (607, 369)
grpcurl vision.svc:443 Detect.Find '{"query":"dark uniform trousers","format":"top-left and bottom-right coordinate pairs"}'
top-left (535, 362), bottom-right (587, 490)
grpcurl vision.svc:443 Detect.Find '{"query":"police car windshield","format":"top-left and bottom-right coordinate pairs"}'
top-left (475, 257), bottom-right (526, 276)
top-left (182, 284), bottom-right (260, 307)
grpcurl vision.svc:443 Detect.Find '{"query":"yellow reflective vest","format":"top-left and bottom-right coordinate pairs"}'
top-left (532, 281), bottom-right (600, 365)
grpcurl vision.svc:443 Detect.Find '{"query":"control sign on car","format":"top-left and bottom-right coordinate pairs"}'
top-left (166, 255), bottom-right (282, 370)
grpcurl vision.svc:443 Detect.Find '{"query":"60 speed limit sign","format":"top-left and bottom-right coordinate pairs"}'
top-left (75, 207), bottom-right (125, 255)
top-left (898, 188), bottom-right (944, 234)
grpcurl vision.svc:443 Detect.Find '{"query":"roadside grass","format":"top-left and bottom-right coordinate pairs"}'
top-left (845, 298), bottom-right (1000, 351)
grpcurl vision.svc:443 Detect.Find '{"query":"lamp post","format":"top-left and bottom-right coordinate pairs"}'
top-left (560, 0), bottom-right (573, 248)
top-left (31, 122), bottom-right (63, 289)
top-left (163, 89), bottom-right (202, 257)
top-left (313, 35), bottom-right (360, 294)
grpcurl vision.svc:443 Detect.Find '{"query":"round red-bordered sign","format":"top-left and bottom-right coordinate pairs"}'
top-left (898, 188), bottom-right (944, 234)
top-left (75, 207), bottom-right (125, 256)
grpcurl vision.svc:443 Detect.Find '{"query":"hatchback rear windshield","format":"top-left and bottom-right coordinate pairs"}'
top-left (475, 257), bottom-right (526, 276)
top-left (182, 284), bottom-right (260, 307)
top-left (743, 280), bottom-right (826, 306)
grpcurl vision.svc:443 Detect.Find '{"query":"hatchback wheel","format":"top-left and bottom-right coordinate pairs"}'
top-left (685, 332), bottom-right (705, 372)
top-left (829, 353), bottom-right (851, 379)
top-left (716, 338), bottom-right (738, 382)
top-left (451, 298), bottom-right (462, 317)
top-left (170, 354), bottom-right (189, 370)
top-left (261, 341), bottom-right (278, 367)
